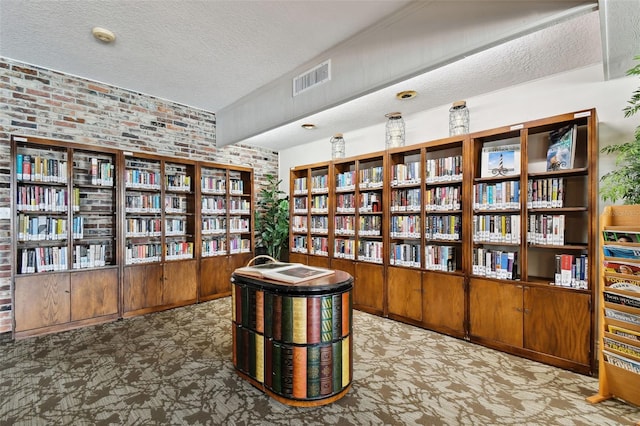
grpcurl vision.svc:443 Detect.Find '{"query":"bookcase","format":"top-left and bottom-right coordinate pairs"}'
top-left (199, 162), bottom-right (254, 301)
top-left (12, 135), bottom-right (119, 338)
top-left (587, 205), bottom-right (640, 417)
top-left (288, 109), bottom-right (597, 373)
top-left (122, 152), bottom-right (198, 316)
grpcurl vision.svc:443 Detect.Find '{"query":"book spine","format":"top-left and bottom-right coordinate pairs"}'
top-left (248, 287), bottom-right (256, 330)
top-left (233, 285), bottom-right (240, 324)
top-left (263, 292), bottom-right (273, 338)
top-left (332, 340), bottom-right (342, 393)
top-left (332, 293), bottom-right (342, 338)
top-left (264, 338), bottom-right (273, 388)
top-left (307, 345), bottom-right (321, 398)
top-left (242, 327), bottom-right (250, 375)
top-left (282, 345), bottom-right (294, 397)
top-left (241, 286), bottom-right (250, 327)
top-left (272, 295), bottom-right (282, 341)
top-left (255, 290), bottom-right (264, 334)
top-left (292, 345), bottom-right (307, 399)
top-left (321, 295), bottom-right (333, 343)
top-left (248, 328), bottom-right (256, 379)
top-left (292, 297), bottom-right (307, 344)
top-left (320, 344), bottom-right (333, 396)
top-left (232, 323), bottom-right (237, 368)
top-left (342, 335), bottom-right (351, 387)
top-left (307, 297), bottom-right (321, 344)
top-left (271, 342), bottom-right (282, 394)
top-left (281, 296), bottom-right (293, 343)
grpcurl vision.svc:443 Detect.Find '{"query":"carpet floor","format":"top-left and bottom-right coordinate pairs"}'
top-left (0, 297), bottom-right (638, 425)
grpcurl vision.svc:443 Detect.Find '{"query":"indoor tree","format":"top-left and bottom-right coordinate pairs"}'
top-left (600, 55), bottom-right (640, 204)
top-left (254, 174), bottom-right (289, 260)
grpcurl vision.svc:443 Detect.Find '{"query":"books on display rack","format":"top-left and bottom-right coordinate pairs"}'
top-left (546, 124), bottom-right (577, 171)
top-left (603, 244), bottom-right (640, 260)
top-left (480, 144), bottom-right (520, 178)
top-left (603, 229), bottom-right (640, 243)
top-left (234, 262), bottom-right (335, 284)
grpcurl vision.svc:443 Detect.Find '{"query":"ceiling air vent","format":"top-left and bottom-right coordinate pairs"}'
top-left (293, 59), bottom-right (331, 97)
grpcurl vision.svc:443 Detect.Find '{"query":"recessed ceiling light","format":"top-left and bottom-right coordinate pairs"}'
top-left (92, 27), bottom-right (116, 43)
top-left (301, 123), bottom-right (316, 130)
top-left (396, 90), bottom-right (417, 100)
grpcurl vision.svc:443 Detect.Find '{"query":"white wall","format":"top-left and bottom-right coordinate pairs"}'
top-left (279, 63), bottom-right (638, 211)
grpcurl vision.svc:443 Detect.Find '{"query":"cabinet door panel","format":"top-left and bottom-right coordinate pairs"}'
top-left (354, 262), bottom-right (384, 313)
top-left (469, 278), bottom-right (523, 347)
top-left (200, 256), bottom-right (230, 298)
top-left (423, 271), bottom-right (465, 334)
top-left (307, 255), bottom-right (330, 269)
top-left (70, 268), bottom-right (118, 321)
top-left (163, 259), bottom-right (198, 305)
top-left (387, 267), bottom-right (422, 321)
top-left (330, 258), bottom-right (355, 278)
top-left (14, 274), bottom-right (70, 331)
top-left (524, 286), bottom-right (591, 365)
top-left (124, 264), bottom-right (163, 312)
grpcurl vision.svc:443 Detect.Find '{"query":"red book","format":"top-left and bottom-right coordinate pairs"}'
top-left (272, 295), bottom-right (282, 341)
top-left (307, 297), bottom-right (321, 344)
top-left (341, 292), bottom-right (350, 337)
top-left (561, 254), bottom-right (574, 287)
top-left (255, 290), bottom-right (264, 334)
top-left (292, 346), bottom-right (307, 399)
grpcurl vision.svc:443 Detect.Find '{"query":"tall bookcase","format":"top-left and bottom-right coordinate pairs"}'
top-left (12, 135), bottom-right (120, 338)
top-left (288, 109), bottom-right (597, 373)
top-left (199, 162), bottom-right (253, 301)
top-left (587, 205), bottom-right (640, 417)
top-left (122, 152), bottom-right (198, 317)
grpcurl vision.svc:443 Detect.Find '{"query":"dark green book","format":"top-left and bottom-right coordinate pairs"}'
top-left (264, 292), bottom-right (273, 339)
top-left (332, 340), bottom-right (342, 393)
top-left (332, 293), bottom-right (342, 338)
top-left (272, 295), bottom-right (282, 341)
top-left (281, 296), bottom-right (293, 343)
top-left (271, 342), bottom-right (282, 394)
top-left (281, 345), bottom-right (294, 397)
top-left (241, 285), bottom-right (250, 328)
top-left (307, 345), bottom-right (321, 398)
top-left (248, 329), bottom-right (256, 379)
top-left (249, 288), bottom-right (257, 330)
top-left (264, 338), bottom-right (273, 388)
top-left (320, 295), bottom-right (333, 343)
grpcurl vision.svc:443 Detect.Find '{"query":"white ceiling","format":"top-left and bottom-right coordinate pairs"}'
top-left (1, 0), bottom-right (639, 152)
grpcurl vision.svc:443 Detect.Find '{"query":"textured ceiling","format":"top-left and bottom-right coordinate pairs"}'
top-left (1, 0), bottom-right (639, 152)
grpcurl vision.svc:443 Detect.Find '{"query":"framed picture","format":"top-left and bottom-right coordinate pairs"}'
top-left (481, 144), bottom-right (521, 178)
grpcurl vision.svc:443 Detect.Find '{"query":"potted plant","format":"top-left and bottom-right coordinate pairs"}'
top-left (254, 174), bottom-right (290, 260)
top-left (600, 55), bottom-right (640, 204)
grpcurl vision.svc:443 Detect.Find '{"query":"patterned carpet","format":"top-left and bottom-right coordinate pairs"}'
top-left (0, 297), bottom-right (638, 425)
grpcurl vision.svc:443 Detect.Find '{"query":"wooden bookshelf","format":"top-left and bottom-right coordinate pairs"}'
top-left (288, 109), bottom-right (598, 374)
top-left (587, 205), bottom-right (640, 422)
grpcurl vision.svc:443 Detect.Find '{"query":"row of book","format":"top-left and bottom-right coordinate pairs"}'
top-left (165, 241), bottom-right (195, 260)
top-left (16, 186), bottom-right (78, 212)
top-left (425, 155), bottom-right (462, 183)
top-left (125, 193), bottom-right (162, 212)
top-left (359, 166), bottom-right (384, 188)
top-left (165, 219), bottom-right (189, 235)
top-left (89, 158), bottom-right (114, 186)
top-left (17, 214), bottom-right (70, 241)
top-left (310, 216), bottom-right (329, 233)
top-left (125, 218), bottom-right (159, 237)
top-left (527, 177), bottom-right (566, 209)
top-left (293, 197), bottom-right (307, 212)
top-left (389, 242), bottom-right (420, 268)
top-left (390, 215), bottom-right (421, 239)
top-left (233, 289), bottom-right (350, 344)
top-left (291, 216), bottom-right (307, 233)
top-left (425, 186), bottom-right (461, 211)
top-left (472, 249), bottom-right (518, 280)
top-left (336, 193), bottom-right (356, 210)
top-left (552, 254), bottom-right (588, 289)
top-left (334, 238), bottom-right (356, 259)
top-left (19, 247), bottom-right (68, 273)
top-left (201, 196), bottom-right (226, 213)
top-left (358, 240), bottom-right (383, 263)
top-left (292, 177), bottom-right (307, 194)
top-left (425, 245), bottom-right (457, 272)
top-left (201, 177), bottom-right (226, 193)
top-left (334, 216), bottom-right (355, 235)
top-left (473, 181), bottom-right (521, 210)
top-left (291, 236), bottom-right (308, 253)
top-left (125, 169), bottom-right (161, 190)
top-left (528, 214), bottom-right (566, 246)
top-left (391, 162), bottom-right (420, 185)
top-left (73, 244), bottom-right (109, 269)
top-left (165, 195), bottom-right (188, 213)
top-left (201, 217), bottom-right (226, 234)
top-left (202, 237), bottom-right (226, 257)
top-left (16, 154), bottom-right (68, 183)
top-left (233, 325), bottom-right (350, 399)
top-left (424, 215), bottom-right (461, 241)
top-left (335, 170), bottom-right (356, 190)
top-left (311, 175), bottom-right (329, 191)
top-left (310, 237), bottom-right (329, 256)
top-left (165, 174), bottom-right (191, 192)
top-left (472, 214), bottom-right (521, 244)
top-left (310, 194), bottom-right (329, 211)
top-left (390, 188), bottom-right (421, 212)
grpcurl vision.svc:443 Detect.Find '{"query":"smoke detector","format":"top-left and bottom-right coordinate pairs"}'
top-left (92, 27), bottom-right (116, 43)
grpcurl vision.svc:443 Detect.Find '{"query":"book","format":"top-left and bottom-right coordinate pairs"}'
top-left (291, 297), bottom-right (307, 344)
top-left (480, 144), bottom-right (520, 178)
top-left (603, 260), bottom-right (640, 276)
top-left (332, 340), bottom-right (342, 393)
top-left (603, 350), bottom-right (640, 374)
top-left (605, 307), bottom-right (640, 326)
top-left (603, 244), bottom-right (640, 260)
top-left (281, 296), bottom-right (293, 343)
top-left (603, 336), bottom-right (640, 359)
top-left (603, 229), bottom-right (640, 243)
top-left (234, 262), bottom-right (335, 284)
top-left (306, 297), bottom-right (321, 344)
top-left (546, 124), bottom-right (577, 171)
top-left (608, 324), bottom-right (640, 342)
top-left (604, 290), bottom-right (640, 309)
top-left (321, 295), bottom-right (333, 343)
top-left (292, 346), bottom-right (307, 399)
top-left (319, 344), bottom-right (333, 396)
top-left (604, 274), bottom-right (640, 292)
top-left (255, 334), bottom-right (264, 383)
top-left (307, 346), bottom-right (321, 398)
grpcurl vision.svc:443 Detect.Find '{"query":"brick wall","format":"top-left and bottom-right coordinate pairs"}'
top-left (0, 57), bottom-right (279, 334)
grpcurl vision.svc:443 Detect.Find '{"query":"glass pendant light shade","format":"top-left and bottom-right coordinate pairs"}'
top-left (449, 101), bottom-right (469, 136)
top-left (385, 112), bottom-right (405, 149)
top-left (330, 133), bottom-right (345, 159)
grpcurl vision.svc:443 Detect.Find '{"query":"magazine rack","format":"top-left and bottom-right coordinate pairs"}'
top-left (587, 205), bottom-right (640, 425)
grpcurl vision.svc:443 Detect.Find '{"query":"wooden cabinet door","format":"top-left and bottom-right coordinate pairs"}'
top-left (469, 278), bottom-right (523, 347)
top-left (70, 268), bottom-right (118, 321)
top-left (353, 262), bottom-right (384, 314)
top-left (307, 255), bottom-right (331, 269)
top-left (288, 253), bottom-right (308, 264)
top-left (524, 286), bottom-right (591, 366)
top-left (163, 259), bottom-right (198, 306)
top-left (423, 271), bottom-right (465, 336)
top-left (330, 258), bottom-right (355, 278)
top-left (123, 264), bottom-right (163, 313)
top-left (200, 256), bottom-right (230, 300)
top-left (14, 274), bottom-right (70, 332)
top-left (387, 267), bottom-right (422, 322)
